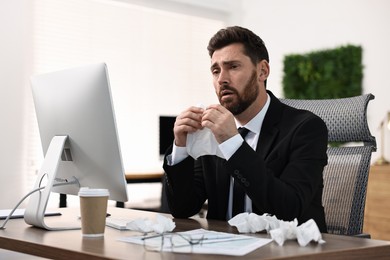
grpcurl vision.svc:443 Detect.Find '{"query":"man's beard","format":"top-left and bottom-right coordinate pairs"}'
top-left (218, 70), bottom-right (259, 115)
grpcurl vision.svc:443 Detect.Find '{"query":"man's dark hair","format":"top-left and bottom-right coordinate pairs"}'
top-left (207, 26), bottom-right (269, 65)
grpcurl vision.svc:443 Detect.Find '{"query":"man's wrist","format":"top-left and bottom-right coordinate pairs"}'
top-left (168, 143), bottom-right (188, 165)
top-left (219, 134), bottom-right (243, 160)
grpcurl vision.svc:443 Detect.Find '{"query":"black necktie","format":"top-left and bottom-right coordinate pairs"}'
top-left (232, 127), bottom-right (250, 217)
top-left (238, 127), bottom-right (250, 140)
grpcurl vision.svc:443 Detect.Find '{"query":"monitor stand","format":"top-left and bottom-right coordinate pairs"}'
top-left (24, 135), bottom-right (81, 230)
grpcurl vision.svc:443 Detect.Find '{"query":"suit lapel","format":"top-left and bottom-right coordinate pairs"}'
top-left (257, 91), bottom-right (283, 159)
top-left (257, 125), bottom-right (278, 159)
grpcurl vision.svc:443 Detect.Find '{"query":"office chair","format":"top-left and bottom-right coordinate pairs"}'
top-left (280, 94), bottom-right (376, 237)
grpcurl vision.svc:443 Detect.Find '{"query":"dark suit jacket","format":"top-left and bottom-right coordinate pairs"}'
top-left (163, 90), bottom-right (328, 233)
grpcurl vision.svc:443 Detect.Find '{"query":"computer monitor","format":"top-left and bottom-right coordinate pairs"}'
top-left (25, 63), bottom-right (128, 230)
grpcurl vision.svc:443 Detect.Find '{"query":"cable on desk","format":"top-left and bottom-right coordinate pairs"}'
top-left (0, 177), bottom-right (79, 229)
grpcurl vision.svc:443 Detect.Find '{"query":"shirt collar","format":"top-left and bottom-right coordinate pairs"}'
top-left (236, 93), bottom-right (270, 136)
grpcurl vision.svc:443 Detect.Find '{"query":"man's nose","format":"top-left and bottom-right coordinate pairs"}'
top-left (217, 69), bottom-right (229, 86)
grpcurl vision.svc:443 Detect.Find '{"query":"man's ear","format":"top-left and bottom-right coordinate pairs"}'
top-left (258, 60), bottom-right (270, 80)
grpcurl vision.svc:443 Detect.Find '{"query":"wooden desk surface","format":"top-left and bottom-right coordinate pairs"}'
top-left (1, 207), bottom-right (390, 260)
top-left (125, 172), bottom-right (163, 183)
top-left (364, 164), bottom-right (390, 240)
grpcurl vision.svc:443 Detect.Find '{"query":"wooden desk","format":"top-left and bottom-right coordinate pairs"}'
top-left (1, 207), bottom-right (390, 259)
top-left (364, 164), bottom-right (390, 240)
top-left (125, 172), bottom-right (163, 184)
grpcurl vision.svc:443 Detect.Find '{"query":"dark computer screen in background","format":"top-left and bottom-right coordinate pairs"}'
top-left (159, 116), bottom-right (176, 155)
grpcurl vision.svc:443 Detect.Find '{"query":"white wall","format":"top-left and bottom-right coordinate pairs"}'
top-left (232, 0), bottom-right (390, 163)
top-left (0, 0), bottom-right (232, 209)
top-left (0, 0), bottom-right (389, 208)
top-left (0, 0), bottom-right (33, 208)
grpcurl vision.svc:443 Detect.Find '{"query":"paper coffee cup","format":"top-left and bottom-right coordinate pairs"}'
top-left (78, 187), bottom-right (109, 238)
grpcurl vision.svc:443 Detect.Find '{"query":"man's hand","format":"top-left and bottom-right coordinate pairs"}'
top-left (173, 106), bottom-right (204, 147)
top-left (201, 104), bottom-right (238, 143)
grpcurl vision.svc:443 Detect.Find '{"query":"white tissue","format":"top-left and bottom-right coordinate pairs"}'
top-left (269, 219), bottom-right (299, 246)
top-left (186, 127), bottom-right (225, 159)
top-left (228, 213), bottom-right (279, 233)
top-left (186, 103), bottom-right (225, 160)
top-left (126, 218), bottom-right (154, 233)
top-left (296, 219), bottom-right (325, 246)
top-left (126, 214), bottom-right (176, 234)
top-left (228, 212), bottom-right (325, 246)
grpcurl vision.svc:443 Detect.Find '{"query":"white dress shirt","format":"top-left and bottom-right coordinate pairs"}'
top-left (167, 94), bottom-right (271, 220)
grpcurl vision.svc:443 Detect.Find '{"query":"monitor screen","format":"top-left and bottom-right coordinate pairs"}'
top-left (26, 63), bottom-right (128, 230)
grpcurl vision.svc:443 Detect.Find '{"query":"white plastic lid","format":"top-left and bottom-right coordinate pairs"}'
top-left (78, 187), bottom-right (110, 197)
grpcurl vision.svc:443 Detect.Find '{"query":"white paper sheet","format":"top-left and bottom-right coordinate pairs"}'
top-left (118, 228), bottom-right (272, 256)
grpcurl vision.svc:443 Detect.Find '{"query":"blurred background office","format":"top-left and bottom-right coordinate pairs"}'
top-left (1, 0), bottom-right (389, 210)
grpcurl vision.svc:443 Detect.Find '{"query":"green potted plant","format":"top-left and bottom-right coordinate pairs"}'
top-left (282, 45), bottom-right (363, 99)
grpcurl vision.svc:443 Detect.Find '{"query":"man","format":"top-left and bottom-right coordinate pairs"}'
top-left (163, 26), bottom-right (328, 233)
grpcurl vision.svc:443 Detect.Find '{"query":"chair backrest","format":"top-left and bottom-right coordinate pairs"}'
top-left (280, 94), bottom-right (376, 235)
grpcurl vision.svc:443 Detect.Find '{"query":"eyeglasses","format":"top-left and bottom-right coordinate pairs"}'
top-left (141, 231), bottom-right (246, 253)
top-left (142, 232), bottom-right (206, 253)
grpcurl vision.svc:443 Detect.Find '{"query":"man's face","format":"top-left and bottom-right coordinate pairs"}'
top-left (210, 43), bottom-right (260, 115)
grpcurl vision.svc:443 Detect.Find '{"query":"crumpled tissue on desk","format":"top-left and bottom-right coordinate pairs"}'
top-left (228, 212), bottom-right (325, 246)
top-left (126, 214), bottom-right (176, 234)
